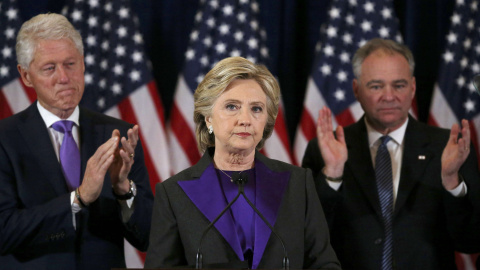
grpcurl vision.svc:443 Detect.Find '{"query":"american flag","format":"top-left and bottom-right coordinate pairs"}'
top-left (168, 0), bottom-right (293, 174)
top-left (428, 0), bottom-right (480, 268)
top-left (0, 0), bottom-right (37, 117)
top-left (292, 0), bottom-right (403, 165)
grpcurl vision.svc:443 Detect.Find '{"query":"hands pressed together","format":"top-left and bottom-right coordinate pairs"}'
top-left (75, 125), bottom-right (139, 205)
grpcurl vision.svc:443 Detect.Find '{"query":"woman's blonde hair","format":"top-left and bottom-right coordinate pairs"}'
top-left (193, 56), bottom-right (280, 152)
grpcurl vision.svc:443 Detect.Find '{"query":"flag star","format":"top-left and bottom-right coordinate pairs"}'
top-left (358, 39), bottom-right (368, 48)
top-left (456, 76), bottom-right (465, 87)
top-left (378, 26), bottom-right (390, 38)
top-left (219, 24), bottom-right (230, 35)
top-left (340, 52), bottom-right (350, 63)
top-left (88, 0), bottom-right (99, 8)
top-left (469, 83), bottom-right (476, 93)
top-left (234, 31), bottom-right (244, 41)
top-left (130, 70), bottom-right (141, 82)
top-left (464, 99), bottom-right (475, 113)
top-left (105, 2), bottom-right (112, 12)
top-left (2, 46), bottom-right (12, 58)
top-left (447, 32), bottom-right (457, 44)
top-left (250, 20), bottom-right (259, 30)
top-left (320, 64), bottom-right (332, 75)
top-left (206, 17), bottom-right (216, 28)
top-left (6, 8), bottom-right (18, 20)
top-left (86, 35), bottom-right (97, 46)
top-left (97, 98), bottom-right (105, 108)
top-left (247, 38), bottom-right (258, 49)
top-left (343, 33), bottom-right (353, 44)
top-left (323, 44), bottom-right (335, 57)
top-left (251, 2), bottom-right (259, 13)
top-left (230, 49), bottom-right (241, 57)
top-left (85, 73), bottom-right (93, 84)
top-left (0, 65), bottom-right (9, 77)
top-left (472, 1), bottom-right (478, 10)
top-left (101, 41), bottom-right (109, 51)
top-left (345, 14), bottom-right (355, 25)
top-left (247, 56), bottom-right (257, 63)
top-left (326, 26), bottom-right (337, 38)
top-left (85, 54), bottom-right (95, 65)
top-left (115, 45), bottom-right (126, 57)
top-left (103, 22), bottom-right (111, 32)
top-left (260, 29), bottom-right (267, 39)
top-left (112, 83), bottom-right (122, 95)
top-left (209, 0), bottom-right (219, 9)
top-left (238, 12), bottom-right (246, 23)
top-left (215, 42), bottom-right (227, 54)
top-left (113, 64), bottom-right (124, 75)
top-left (329, 7), bottom-right (341, 19)
top-left (261, 47), bottom-right (269, 58)
top-left (381, 8), bottom-right (392, 19)
top-left (99, 78), bottom-right (107, 88)
top-left (195, 12), bottom-right (203, 22)
top-left (132, 51), bottom-right (143, 62)
top-left (133, 33), bottom-right (143, 44)
top-left (100, 59), bottom-right (108, 70)
top-left (349, 0), bottom-right (357, 6)
top-left (451, 13), bottom-right (461, 25)
top-left (88, 16), bottom-right (98, 27)
top-left (337, 70), bottom-right (348, 82)
top-left (223, 4), bottom-right (233, 16)
top-left (240, 0), bottom-right (248, 4)
top-left (334, 89), bottom-right (346, 101)
top-left (185, 48), bottom-right (195, 60)
top-left (361, 20), bottom-right (372, 32)
top-left (443, 50), bottom-right (454, 63)
top-left (395, 34), bottom-right (403, 43)
top-left (203, 37), bottom-right (212, 47)
top-left (118, 7), bottom-right (129, 19)
top-left (190, 30), bottom-right (199, 41)
top-left (71, 9), bottom-right (82, 21)
top-left (196, 74), bottom-right (204, 84)
top-left (363, 1), bottom-right (375, 13)
top-left (117, 26), bottom-right (128, 38)
top-left (460, 57), bottom-right (468, 69)
top-left (472, 63), bottom-right (480, 74)
top-left (467, 19), bottom-right (475, 30)
top-left (476, 45), bottom-right (480, 55)
top-left (200, 56), bottom-right (209, 66)
top-left (464, 38), bottom-right (471, 49)
top-left (5, 28), bottom-right (16, 39)
top-left (456, 0), bottom-right (465, 5)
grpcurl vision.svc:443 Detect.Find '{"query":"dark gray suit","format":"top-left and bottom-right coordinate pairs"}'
top-left (0, 102), bottom-right (154, 270)
top-left (145, 148), bottom-right (340, 269)
top-left (302, 116), bottom-right (480, 270)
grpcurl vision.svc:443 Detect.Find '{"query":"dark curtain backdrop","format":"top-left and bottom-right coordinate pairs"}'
top-left (18, 0), bottom-right (455, 144)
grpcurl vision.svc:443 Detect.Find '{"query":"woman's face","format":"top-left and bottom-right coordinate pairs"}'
top-left (206, 79), bottom-right (268, 154)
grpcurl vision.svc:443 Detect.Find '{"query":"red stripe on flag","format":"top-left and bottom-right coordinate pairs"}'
top-left (335, 108), bottom-right (355, 127)
top-left (300, 108), bottom-right (316, 142)
top-left (170, 103), bottom-right (201, 165)
top-left (117, 97), bottom-right (161, 193)
top-left (0, 90), bottom-right (13, 119)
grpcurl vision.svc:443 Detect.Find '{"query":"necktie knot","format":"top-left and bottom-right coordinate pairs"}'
top-left (380, 135), bottom-right (392, 147)
top-left (52, 120), bottom-right (75, 134)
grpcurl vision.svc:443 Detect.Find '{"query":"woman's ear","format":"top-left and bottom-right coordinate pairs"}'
top-left (205, 116), bottom-right (212, 125)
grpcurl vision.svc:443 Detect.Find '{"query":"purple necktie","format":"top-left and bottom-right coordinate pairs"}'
top-left (52, 120), bottom-right (81, 191)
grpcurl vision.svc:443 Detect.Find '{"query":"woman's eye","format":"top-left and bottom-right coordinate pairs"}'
top-left (226, 104), bottom-right (237, 110)
top-left (252, 106), bottom-right (263, 113)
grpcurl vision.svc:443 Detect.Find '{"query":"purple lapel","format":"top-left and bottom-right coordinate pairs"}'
top-left (177, 163), bottom-right (244, 260)
top-left (251, 160), bottom-right (290, 269)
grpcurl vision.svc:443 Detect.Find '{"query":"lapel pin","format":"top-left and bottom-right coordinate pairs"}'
top-left (418, 155), bottom-right (426, 160)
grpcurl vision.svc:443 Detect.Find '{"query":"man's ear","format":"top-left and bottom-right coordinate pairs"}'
top-left (17, 65), bottom-right (33, 87)
top-left (352, 78), bottom-right (359, 99)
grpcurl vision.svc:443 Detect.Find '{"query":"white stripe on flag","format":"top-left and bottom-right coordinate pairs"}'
top-left (168, 126), bottom-right (194, 174)
top-left (3, 79), bottom-right (31, 114)
top-left (263, 131), bottom-right (291, 164)
top-left (124, 239), bottom-right (143, 268)
top-left (174, 75), bottom-right (196, 132)
top-left (430, 84), bottom-right (458, 128)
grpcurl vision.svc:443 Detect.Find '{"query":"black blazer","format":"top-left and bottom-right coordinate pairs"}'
top-left (145, 148), bottom-right (340, 269)
top-left (0, 102), bottom-right (154, 270)
top-left (302, 116), bottom-right (480, 270)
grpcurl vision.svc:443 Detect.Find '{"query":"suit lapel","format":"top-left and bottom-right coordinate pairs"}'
top-left (394, 118), bottom-right (433, 216)
top-left (178, 161), bottom-right (244, 261)
top-left (17, 102), bottom-right (69, 195)
top-left (251, 157), bottom-right (290, 269)
top-left (345, 119), bottom-right (383, 218)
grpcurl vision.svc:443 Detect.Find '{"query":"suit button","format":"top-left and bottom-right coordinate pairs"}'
top-left (374, 238), bottom-right (383, 245)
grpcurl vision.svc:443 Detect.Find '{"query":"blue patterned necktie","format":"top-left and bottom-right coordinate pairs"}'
top-left (52, 120), bottom-right (81, 191)
top-left (375, 136), bottom-right (394, 270)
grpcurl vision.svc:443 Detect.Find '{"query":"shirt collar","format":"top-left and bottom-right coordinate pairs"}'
top-left (365, 117), bottom-right (408, 147)
top-left (37, 102), bottom-right (80, 128)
